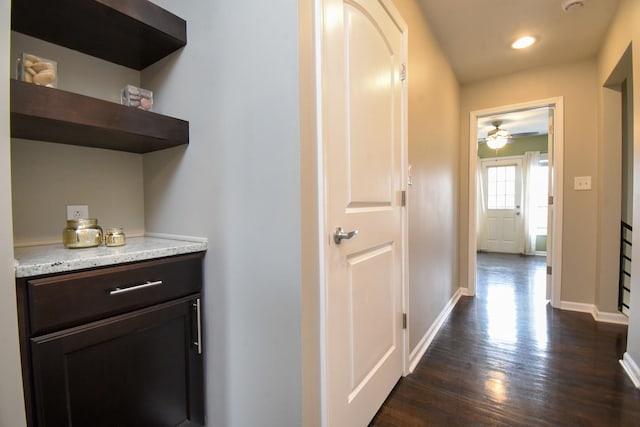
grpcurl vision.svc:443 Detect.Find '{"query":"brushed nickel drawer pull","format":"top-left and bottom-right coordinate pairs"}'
top-left (109, 280), bottom-right (163, 295)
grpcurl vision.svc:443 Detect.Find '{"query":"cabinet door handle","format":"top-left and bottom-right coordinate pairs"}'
top-left (109, 280), bottom-right (163, 295)
top-left (193, 298), bottom-right (202, 354)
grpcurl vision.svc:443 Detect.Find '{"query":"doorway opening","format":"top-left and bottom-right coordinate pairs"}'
top-left (468, 98), bottom-right (564, 307)
top-left (603, 43), bottom-right (633, 318)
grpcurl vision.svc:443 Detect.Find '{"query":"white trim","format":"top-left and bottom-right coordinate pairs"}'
top-left (314, 1), bottom-right (327, 425)
top-left (393, 0), bottom-right (410, 377)
top-left (592, 306), bottom-right (629, 325)
top-left (459, 286), bottom-right (474, 297)
top-left (620, 353), bottom-right (640, 388)
top-left (559, 300), bottom-right (596, 314)
top-left (551, 100), bottom-right (564, 308)
top-left (468, 98), bottom-right (564, 308)
top-left (408, 288), bottom-right (463, 373)
top-left (480, 154), bottom-right (524, 163)
top-left (559, 301), bottom-right (629, 324)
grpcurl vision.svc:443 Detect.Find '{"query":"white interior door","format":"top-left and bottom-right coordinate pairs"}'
top-left (321, 0), bottom-right (407, 425)
top-left (482, 158), bottom-right (524, 253)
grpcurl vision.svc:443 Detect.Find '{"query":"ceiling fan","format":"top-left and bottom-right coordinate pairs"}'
top-left (479, 120), bottom-right (540, 149)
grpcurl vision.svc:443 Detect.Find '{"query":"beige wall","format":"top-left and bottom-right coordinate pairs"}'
top-left (0, 0), bottom-right (27, 425)
top-left (395, 0), bottom-right (461, 353)
top-left (597, 0), bottom-right (640, 369)
top-left (11, 140), bottom-right (145, 245)
top-left (460, 60), bottom-right (599, 305)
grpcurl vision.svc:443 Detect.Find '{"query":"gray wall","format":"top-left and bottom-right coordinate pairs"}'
top-left (142, 1), bottom-right (302, 426)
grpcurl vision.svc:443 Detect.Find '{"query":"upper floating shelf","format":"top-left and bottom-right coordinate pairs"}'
top-left (11, 0), bottom-right (187, 70)
top-left (11, 80), bottom-right (189, 154)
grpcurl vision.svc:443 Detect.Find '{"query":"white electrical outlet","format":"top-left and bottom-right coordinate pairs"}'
top-left (66, 205), bottom-right (89, 220)
top-left (574, 176), bottom-right (592, 191)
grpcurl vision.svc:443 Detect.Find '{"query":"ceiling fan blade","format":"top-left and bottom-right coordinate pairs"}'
top-left (478, 137), bottom-right (514, 145)
top-left (510, 131), bottom-right (540, 138)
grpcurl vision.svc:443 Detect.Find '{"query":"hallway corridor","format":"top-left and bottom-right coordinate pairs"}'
top-left (371, 253), bottom-right (640, 426)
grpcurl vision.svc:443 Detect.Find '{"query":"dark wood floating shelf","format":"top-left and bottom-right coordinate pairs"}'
top-left (10, 80), bottom-right (189, 154)
top-left (11, 0), bottom-right (186, 70)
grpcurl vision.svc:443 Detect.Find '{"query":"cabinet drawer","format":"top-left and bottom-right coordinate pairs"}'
top-left (27, 253), bottom-right (203, 335)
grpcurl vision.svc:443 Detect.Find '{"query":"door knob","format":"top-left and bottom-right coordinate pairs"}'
top-left (333, 227), bottom-right (358, 244)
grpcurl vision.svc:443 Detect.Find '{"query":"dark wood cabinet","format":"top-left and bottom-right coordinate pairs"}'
top-left (17, 253), bottom-right (205, 427)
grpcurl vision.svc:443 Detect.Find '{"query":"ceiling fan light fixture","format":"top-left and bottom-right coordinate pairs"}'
top-left (511, 36), bottom-right (536, 50)
top-left (486, 135), bottom-right (509, 150)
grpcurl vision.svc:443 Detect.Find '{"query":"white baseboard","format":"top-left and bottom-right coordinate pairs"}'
top-left (408, 288), bottom-right (463, 373)
top-left (559, 301), bottom-right (628, 325)
top-left (559, 301), bottom-right (593, 313)
top-left (620, 353), bottom-right (640, 388)
top-left (593, 306), bottom-right (629, 324)
top-left (459, 286), bottom-right (473, 297)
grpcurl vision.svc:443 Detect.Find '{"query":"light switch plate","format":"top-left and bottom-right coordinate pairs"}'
top-left (574, 176), bottom-right (591, 191)
top-left (67, 205), bottom-right (89, 220)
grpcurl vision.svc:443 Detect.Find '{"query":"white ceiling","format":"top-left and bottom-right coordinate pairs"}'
top-left (418, 0), bottom-right (620, 85)
top-left (417, 0), bottom-right (620, 138)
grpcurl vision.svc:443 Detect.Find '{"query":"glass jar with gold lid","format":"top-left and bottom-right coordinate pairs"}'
top-left (105, 227), bottom-right (126, 247)
top-left (62, 218), bottom-right (103, 248)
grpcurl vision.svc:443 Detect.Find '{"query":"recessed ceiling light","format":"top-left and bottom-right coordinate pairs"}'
top-left (511, 36), bottom-right (536, 50)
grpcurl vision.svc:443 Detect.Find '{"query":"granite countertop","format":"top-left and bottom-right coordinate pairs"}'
top-left (14, 236), bottom-right (207, 278)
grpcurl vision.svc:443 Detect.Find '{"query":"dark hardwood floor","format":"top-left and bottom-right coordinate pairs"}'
top-left (371, 252), bottom-right (640, 426)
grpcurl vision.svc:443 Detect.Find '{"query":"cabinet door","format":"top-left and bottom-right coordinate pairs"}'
top-left (30, 295), bottom-right (204, 427)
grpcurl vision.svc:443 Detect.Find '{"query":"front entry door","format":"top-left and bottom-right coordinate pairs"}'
top-left (482, 158), bottom-right (524, 253)
top-left (321, 0), bottom-right (407, 425)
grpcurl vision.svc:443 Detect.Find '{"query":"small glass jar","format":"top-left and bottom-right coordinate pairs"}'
top-left (17, 52), bottom-right (58, 88)
top-left (105, 227), bottom-right (126, 247)
top-left (63, 218), bottom-right (103, 248)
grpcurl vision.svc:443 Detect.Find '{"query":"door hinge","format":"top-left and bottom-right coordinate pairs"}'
top-left (548, 196), bottom-right (554, 205)
top-left (400, 63), bottom-right (407, 81)
top-left (401, 190), bottom-right (406, 207)
top-left (547, 265), bottom-right (552, 275)
top-left (402, 313), bottom-right (407, 329)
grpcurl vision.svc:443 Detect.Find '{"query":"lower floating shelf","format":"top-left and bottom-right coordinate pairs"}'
top-left (10, 79), bottom-right (189, 154)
